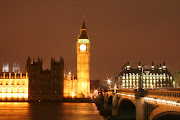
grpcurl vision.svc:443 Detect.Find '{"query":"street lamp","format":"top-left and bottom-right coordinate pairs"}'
top-left (108, 79), bottom-right (111, 84)
top-left (138, 64), bottom-right (146, 90)
top-left (71, 91), bottom-right (75, 98)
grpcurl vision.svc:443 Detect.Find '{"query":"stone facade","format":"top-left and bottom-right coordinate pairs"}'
top-left (26, 57), bottom-right (64, 101)
top-left (116, 62), bottom-right (173, 89)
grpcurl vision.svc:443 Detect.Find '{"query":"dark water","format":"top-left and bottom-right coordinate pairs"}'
top-left (0, 102), bottom-right (104, 120)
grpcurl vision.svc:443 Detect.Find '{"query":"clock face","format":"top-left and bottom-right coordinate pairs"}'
top-left (80, 44), bottom-right (86, 51)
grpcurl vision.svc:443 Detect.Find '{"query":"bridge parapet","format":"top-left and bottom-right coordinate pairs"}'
top-left (146, 89), bottom-right (180, 100)
top-left (144, 89), bottom-right (180, 107)
top-left (107, 89), bottom-right (135, 98)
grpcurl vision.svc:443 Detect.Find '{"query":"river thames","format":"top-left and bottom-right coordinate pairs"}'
top-left (0, 102), bottom-right (104, 120)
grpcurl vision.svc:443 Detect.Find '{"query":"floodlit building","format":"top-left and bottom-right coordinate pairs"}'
top-left (116, 62), bottom-right (173, 89)
top-left (26, 57), bottom-right (64, 101)
top-left (174, 71), bottom-right (180, 87)
top-left (63, 72), bottom-right (77, 98)
top-left (0, 72), bottom-right (28, 101)
top-left (77, 19), bottom-right (90, 98)
top-left (12, 63), bottom-right (20, 73)
top-left (2, 63), bottom-right (9, 72)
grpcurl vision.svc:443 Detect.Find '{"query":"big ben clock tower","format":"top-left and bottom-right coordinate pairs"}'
top-left (77, 19), bottom-right (90, 98)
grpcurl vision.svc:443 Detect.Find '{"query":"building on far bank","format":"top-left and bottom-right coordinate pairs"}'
top-left (26, 57), bottom-right (64, 101)
top-left (63, 72), bottom-right (77, 98)
top-left (2, 63), bottom-right (10, 72)
top-left (0, 72), bottom-right (28, 101)
top-left (115, 62), bottom-right (173, 89)
top-left (12, 63), bottom-right (20, 73)
top-left (174, 71), bottom-right (180, 87)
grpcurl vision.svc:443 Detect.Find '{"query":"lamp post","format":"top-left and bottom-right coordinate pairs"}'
top-left (138, 64), bottom-right (146, 90)
top-left (136, 64), bottom-right (146, 120)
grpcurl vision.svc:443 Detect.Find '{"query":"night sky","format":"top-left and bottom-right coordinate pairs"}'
top-left (0, 0), bottom-right (179, 80)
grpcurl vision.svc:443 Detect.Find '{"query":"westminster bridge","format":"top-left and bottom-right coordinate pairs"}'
top-left (100, 88), bottom-right (180, 120)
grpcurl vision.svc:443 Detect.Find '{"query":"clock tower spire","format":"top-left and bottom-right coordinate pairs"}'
top-left (78, 18), bottom-right (88, 39)
top-left (77, 18), bottom-right (90, 98)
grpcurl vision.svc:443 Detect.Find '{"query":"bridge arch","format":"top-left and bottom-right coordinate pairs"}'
top-left (117, 98), bottom-right (136, 120)
top-left (149, 106), bottom-right (180, 120)
top-left (118, 97), bottom-right (136, 106)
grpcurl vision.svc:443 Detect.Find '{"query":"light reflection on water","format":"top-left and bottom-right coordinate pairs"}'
top-left (0, 102), bottom-right (104, 120)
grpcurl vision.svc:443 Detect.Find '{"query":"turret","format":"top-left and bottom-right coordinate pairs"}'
top-left (138, 62), bottom-right (141, 70)
top-left (162, 62), bottom-right (166, 70)
top-left (151, 62), bottom-right (155, 70)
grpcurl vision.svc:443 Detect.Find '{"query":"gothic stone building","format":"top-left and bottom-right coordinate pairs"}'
top-left (26, 57), bottom-right (64, 101)
top-left (116, 62), bottom-right (173, 89)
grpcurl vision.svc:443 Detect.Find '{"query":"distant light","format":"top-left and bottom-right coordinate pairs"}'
top-left (94, 90), bottom-right (98, 94)
top-left (71, 92), bottom-right (75, 98)
top-left (108, 79), bottom-right (111, 84)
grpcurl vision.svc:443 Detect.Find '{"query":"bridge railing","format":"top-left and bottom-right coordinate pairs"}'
top-left (145, 89), bottom-right (180, 106)
top-left (146, 89), bottom-right (180, 99)
top-left (107, 88), bottom-right (134, 94)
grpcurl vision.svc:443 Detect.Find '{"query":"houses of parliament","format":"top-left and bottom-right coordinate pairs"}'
top-left (0, 19), bottom-right (90, 101)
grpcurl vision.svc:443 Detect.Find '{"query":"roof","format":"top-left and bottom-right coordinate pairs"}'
top-left (78, 20), bottom-right (88, 39)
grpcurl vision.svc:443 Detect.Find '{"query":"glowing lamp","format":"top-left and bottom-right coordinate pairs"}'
top-left (108, 79), bottom-right (111, 84)
top-left (71, 92), bottom-right (75, 98)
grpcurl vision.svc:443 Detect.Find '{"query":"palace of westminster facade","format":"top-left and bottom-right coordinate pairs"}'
top-left (0, 19), bottom-right (90, 101)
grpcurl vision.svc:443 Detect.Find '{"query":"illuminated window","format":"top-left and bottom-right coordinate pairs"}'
top-left (6, 89), bottom-right (8, 93)
top-left (22, 89), bottom-right (25, 93)
top-left (11, 89), bottom-right (13, 93)
top-left (17, 89), bottom-right (19, 93)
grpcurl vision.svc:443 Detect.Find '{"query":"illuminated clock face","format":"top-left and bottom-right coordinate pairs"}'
top-left (80, 44), bottom-right (86, 51)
